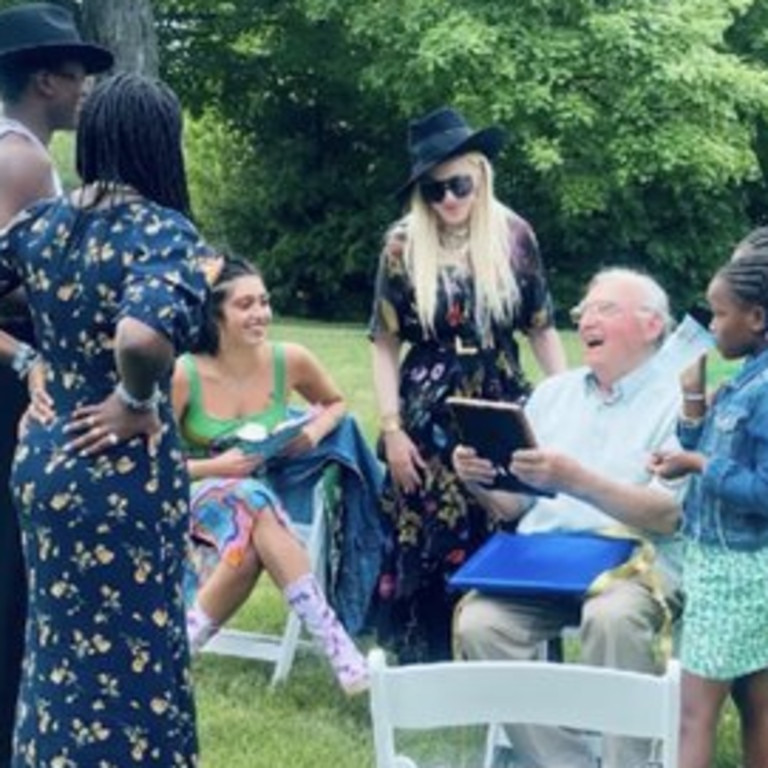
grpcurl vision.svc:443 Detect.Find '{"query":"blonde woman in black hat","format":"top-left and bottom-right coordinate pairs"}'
top-left (369, 106), bottom-right (566, 662)
top-left (0, 5), bottom-right (112, 766)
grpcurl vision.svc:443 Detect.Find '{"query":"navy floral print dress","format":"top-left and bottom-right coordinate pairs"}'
top-left (369, 214), bottom-right (557, 663)
top-left (0, 199), bottom-right (209, 767)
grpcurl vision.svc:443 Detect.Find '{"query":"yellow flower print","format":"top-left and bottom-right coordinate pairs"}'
top-left (131, 647), bottom-right (150, 674)
top-left (126, 726), bottom-right (150, 761)
top-left (19, 482), bottom-right (35, 508)
top-left (151, 609), bottom-right (168, 627)
top-left (115, 456), bottom-right (137, 474)
top-left (150, 697), bottom-right (169, 715)
top-left (97, 672), bottom-right (120, 699)
top-left (50, 753), bottom-right (77, 768)
top-left (56, 283), bottom-right (78, 301)
top-left (91, 721), bottom-right (111, 741)
top-left (134, 560), bottom-right (152, 584)
top-left (49, 660), bottom-right (75, 686)
top-left (50, 579), bottom-right (72, 599)
top-left (37, 700), bottom-right (52, 733)
top-left (95, 545), bottom-right (115, 565)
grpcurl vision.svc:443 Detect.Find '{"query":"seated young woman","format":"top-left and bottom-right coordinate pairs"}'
top-left (171, 256), bottom-right (367, 694)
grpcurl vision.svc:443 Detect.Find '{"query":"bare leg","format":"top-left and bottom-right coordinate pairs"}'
top-left (679, 669), bottom-right (731, 768)
top-left (732, 668), bottom-right (768, 768)
top-left (193, 504), bottom-right (306, 625)
top-left (248, 510), bottom-right (368, 693)
top-left (196, 544), bottom-right (261, 625)
top-left (248, 508), bottom-right (312, 589)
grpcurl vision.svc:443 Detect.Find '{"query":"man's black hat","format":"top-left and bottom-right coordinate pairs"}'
top-left (0, 3), bottom-right (113, 74)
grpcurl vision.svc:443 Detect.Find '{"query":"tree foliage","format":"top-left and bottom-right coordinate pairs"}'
top-left (157, 0), bottom-right (768, 319)
top-left (8, 0), bottom-right (768, 319)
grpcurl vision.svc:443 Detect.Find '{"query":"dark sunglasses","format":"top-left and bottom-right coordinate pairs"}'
top-left (418, 174), bottom-right (475, 204)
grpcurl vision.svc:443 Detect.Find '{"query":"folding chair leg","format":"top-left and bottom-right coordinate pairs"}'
top-left (483, 724), bottom-right (499, 768)
top-left (270, 611), bottom-right (303, 686)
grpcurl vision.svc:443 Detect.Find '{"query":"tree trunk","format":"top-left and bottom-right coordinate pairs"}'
top-left (81, 0), bottom-right (159, 76)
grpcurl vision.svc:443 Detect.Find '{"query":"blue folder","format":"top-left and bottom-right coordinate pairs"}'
top-left (449, 531), bottom-right (637, 598)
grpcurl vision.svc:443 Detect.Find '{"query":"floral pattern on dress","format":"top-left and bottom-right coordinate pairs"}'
top-left (0, 199), bottom-right (209, 767)
top-left (368, 213), bottom-right (556, 662)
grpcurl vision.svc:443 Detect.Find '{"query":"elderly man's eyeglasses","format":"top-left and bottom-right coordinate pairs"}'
top-left (569, 300), bottom-right (626, 325)
top-left (419, 174), bottom-right (474, 204)
top-left (570, 300), bottom-right (656, 325)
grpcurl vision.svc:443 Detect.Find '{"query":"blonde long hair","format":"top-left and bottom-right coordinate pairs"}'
top-left (402, 152), bottom-right (519, 338)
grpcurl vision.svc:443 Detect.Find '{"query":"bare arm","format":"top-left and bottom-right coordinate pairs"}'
top-left (527, 326), bottom-right (568, 377)
top-left (372, 333), bottom-right (401, 422)
top-left (114, 317), bottom-right (174, 399)
top-left (63, 317), bottom-right (172, 455)
top-left (371, 333), bottom-right (427, 493)
top-left (452, 444), bottom-right (535, 522)
top-left (286, 342), bottom-right (347, 446)
top-left (0, 328), bottom-right (25, 364)
top-left (0, 136), bottom-right (55, 228)
top-left (510, 448), bottom-right (680, 534)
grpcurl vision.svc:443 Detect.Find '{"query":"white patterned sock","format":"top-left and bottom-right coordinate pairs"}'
top-left (186, 600), bottom-right (219, 654)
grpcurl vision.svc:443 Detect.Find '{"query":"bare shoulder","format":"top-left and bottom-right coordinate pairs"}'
top-left (282, 341), bottom-right (317, 369)
top-left (282, 341), bottom-right (328, 384)
top-left (0, 134), bottom-right (52, 181)
top-left (0, 135), bottom-right (55, 221)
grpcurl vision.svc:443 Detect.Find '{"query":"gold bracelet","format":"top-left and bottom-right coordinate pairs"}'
top-left (380, 413), bottom-right (402, 434)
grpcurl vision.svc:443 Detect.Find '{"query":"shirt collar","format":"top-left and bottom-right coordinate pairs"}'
top-left (729, 346), bottom-right (768, 391)
top-left (583, 354), bottom-right (659, 404)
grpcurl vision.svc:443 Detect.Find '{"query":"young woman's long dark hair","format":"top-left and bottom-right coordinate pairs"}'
top-left (76, 73), bottom-right (191, 216)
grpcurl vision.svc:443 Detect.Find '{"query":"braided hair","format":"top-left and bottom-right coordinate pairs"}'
top-left (193, 257), bottom-right (262, 355)
top-left (720, 228), bottom-right (768, 317)
top-left (75, 72), bottom-right (190, 216)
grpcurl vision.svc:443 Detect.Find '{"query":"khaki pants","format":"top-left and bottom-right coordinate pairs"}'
top-left (455, 574), bottom-right (682, 768)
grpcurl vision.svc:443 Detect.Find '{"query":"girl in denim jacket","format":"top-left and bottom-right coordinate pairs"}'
top-left (652, 237), bottom-right (768, 768)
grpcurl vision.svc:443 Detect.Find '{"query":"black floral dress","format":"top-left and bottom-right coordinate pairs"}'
top-left (369, 214), bottom-right (556, 662)
top-left (0, 199), bottom-right (209, 767)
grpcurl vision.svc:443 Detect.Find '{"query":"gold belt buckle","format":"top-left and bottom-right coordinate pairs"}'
top-left (455, 336), bottom-right (478, 356)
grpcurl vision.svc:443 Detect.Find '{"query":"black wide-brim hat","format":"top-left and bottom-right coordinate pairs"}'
top-left (397, 106), bottom-right (506, 201)
top-left (0, 3), bottom-right (113, 74)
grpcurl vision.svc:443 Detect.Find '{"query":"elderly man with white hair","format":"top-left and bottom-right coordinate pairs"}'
top-left (453, 267), bottom-right (686, 768)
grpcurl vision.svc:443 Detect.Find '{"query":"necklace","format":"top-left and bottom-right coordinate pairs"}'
top-left (438, 225), bottom-right (471, 271)
top-left (439, 225), bottom-right (470, 251)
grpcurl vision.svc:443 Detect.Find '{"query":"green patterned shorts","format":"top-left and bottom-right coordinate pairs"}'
top-left (681, 540), bottom-right (768, 680)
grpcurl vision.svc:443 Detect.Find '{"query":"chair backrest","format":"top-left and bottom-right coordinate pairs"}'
top-left (368, 648), bottom-right (680, 768)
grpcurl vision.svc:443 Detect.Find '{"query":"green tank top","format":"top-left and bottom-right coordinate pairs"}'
top-left (179, 343), bottom-right (290, 456)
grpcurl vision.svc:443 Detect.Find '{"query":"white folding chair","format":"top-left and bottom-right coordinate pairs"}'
top-left (202, 478), bottom-right (327, 686)
top-left (368, 649), bottom-right (680, 768)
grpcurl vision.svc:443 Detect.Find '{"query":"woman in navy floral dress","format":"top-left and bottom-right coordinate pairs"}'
top-left (370, 107), bottom-right (566, 662)
top-left (0, 75), bottom-right (210, 767)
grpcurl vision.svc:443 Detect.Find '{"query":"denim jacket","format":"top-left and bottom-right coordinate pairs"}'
top-left (679, 348), bottom-right (768, 550)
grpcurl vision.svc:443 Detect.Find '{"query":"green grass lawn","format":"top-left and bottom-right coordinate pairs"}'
top-left (195, 319), bottom-right (743, 768)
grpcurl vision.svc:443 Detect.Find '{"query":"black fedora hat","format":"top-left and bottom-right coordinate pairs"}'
top-left (0, 3), bottom-right (113, 74)
top-left (397, 106), bottom-right (506, 200)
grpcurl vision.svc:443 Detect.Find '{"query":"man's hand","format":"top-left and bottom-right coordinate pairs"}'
top-left (509, 448), bottom-right (581, 495)
top-left (452, 444), bottom-right (497, 487)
